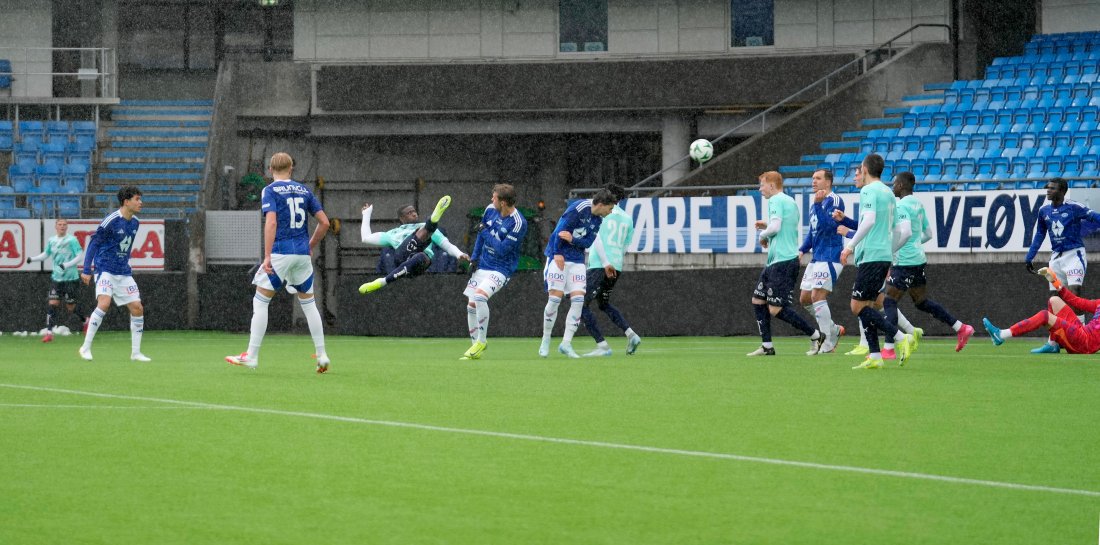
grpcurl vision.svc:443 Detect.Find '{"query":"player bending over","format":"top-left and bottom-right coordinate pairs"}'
top-left (358, 196), bottom-right (468, 293)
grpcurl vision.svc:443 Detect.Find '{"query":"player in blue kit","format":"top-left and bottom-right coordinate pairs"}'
top-left (226, 153), bottom-right (332, 373)
top-left (539, 189), bottom-right (617, 358)
top-left (461, 183), bottom-right (528, 360)
top-left (797, 169), bottom-right (846, 355)
top-left (79, 186), bottom-right (149, 362)
top-left (581, 184), bottom-right (643, 357)
top-left (1025, 177), bottom-right (1100, 354)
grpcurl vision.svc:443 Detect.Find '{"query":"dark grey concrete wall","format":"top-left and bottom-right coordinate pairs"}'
top-left (316, 54), bottom-right (857, 113)
top-left (675, 42), bottom-right (955, 188)
top-left (1, 262), bottom-right (1066, 339)
top-left (333, 263), bottom-right (1060, 340)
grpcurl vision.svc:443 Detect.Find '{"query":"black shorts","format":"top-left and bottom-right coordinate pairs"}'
top-left (49, 280), bottom-right (79, 304)
top-left (394, 230), bottom-right (433, 274)
top-left (852, 261), bottom-right (892, 301)
top-left (584, 268), bottom-right (619, 307)
top-left (753, 258), bottom-right (800, 307)
top-left (886, 264), bottom-right (927, 291)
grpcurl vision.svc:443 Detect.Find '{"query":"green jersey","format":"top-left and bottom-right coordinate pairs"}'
top-left (43, 234), bottom-right (82, 282)
top-left (380, 223), bottom-right (446, 258)
top-left (763, 192), bottom-right (800, 265)
top-left (894, 195), bottom-right (928, 267)
top-left (854, 180), bottom-right (896, 264)
top-left (589, 205), bottom-right (634, 271)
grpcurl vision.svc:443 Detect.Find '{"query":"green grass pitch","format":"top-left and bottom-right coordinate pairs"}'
top-left (1, 331), bottom-right (1099, 544)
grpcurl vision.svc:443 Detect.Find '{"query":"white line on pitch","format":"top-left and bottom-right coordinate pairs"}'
top-left (0, 403), bottom-right (218, 410)
top-left (2, 382), bottom-right (1097, 498)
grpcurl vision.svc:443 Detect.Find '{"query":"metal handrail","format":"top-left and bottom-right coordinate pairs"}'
top-left (568, 24), bottom-right (953, 199)
top-left (0, 46), bottom-right (117, 99)
top-left (567, 174), bottom-right (1099, 198)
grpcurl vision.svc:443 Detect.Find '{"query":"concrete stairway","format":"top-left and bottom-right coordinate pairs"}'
top-left (96, 100), bottom-right (211, 217)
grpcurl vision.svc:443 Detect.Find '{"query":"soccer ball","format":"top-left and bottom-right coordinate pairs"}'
top-left (689, 139), bottom-right (714, 163)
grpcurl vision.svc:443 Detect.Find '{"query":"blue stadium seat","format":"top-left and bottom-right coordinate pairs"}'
top-left (18, 120), bottom-right (44, 139)
top-left (46, 121), bottom-right (69, 142)
top-left (71, 121), bottom-right (96, 138)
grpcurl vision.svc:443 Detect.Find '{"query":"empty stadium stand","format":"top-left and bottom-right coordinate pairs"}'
top-left (778, 31), bottom-right (1100, 193)
top-left (1, 118), bottom-right (97, 218)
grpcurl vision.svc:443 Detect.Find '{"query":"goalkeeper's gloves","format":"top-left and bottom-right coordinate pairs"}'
top-left (1025, 260), bottom-right (1036, 274)
top-left (1037, 267), bottom-right (1063, 290)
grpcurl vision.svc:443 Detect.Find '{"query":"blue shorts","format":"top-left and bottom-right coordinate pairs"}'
top-left (887, 264), bottom-right (927, 291)
top-left (753, 258), bottom-right (800, 307)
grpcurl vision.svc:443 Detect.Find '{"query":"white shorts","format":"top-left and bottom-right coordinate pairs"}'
top-left (1049, 248), bottom-right (1087, 288)
top-left (800, 261), bottom-right (843, 292)
top-left (95, 272), bottom-right (141, 306)
top-left (252, 254), bottom-right (315, 293)
top-left (464, 269), bottom-right (509, 299)
top-left (544, 260), bottom-right (587, 294)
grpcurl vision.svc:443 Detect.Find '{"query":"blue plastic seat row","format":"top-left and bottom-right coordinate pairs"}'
top-left (987, 61), bottom-right (1100, 81)
top-left (5, 120), bottom-right (95, 138)
top-left (903, 107), bottom-right (1100, 128)
top-left (992, 51), bottom-right (1100, 65)
top-left (944, 81), bottom-right (1100, 103)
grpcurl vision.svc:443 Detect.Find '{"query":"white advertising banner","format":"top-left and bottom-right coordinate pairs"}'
top-left (0, 219), bottom-right (165, 271)
top-left (624, 189), bottom-right (1054, 254)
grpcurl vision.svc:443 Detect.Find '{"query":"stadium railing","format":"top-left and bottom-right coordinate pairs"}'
top-left (568, 23), bottom-right (955, 200)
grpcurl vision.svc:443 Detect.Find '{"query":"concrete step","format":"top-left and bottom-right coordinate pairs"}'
top-left (100, 183), bottom-right (202, 192)
top-left (113, 108), bottom-right (213, 117)
top-left (105, 162), bottom-right (204, 170)
top-left (103, 150), bottom-right (205, 159)
top-left (119, 99), bottom-right (213, 107)
top-left (99, 172), bottom-right (202, 180)
top-left (109, 141), bottom-right (207, 149)
top-left (113, 120), bottom-right (210, 128)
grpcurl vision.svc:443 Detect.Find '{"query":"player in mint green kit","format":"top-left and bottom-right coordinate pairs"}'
top-left (884, 172), bottom-right (974, 352)
top-left (358, 197), bottom-right (469, 293)
top-left (749, 171), bottom-right (824, 356)
top-left (27, 218), bottom-right (85, 343)
top-left (840, 154), bottom-right (914, 369)
top-left (581, 184), bottom-right (642, 357)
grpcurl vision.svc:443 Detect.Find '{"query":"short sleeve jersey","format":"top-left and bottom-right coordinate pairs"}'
top-left (261, 180), bottom-right (323, 255)
top-left (894, 195), bottom-right (928, 267)
top-left (84, 211), bottom-right (140, 276)
top-left (855, 181), bottom-right (896, 264)
top-left (588, 205), bottom-right (634, 271)
top-left (474, 205), bottom-right (529, 276)
top-left (764, 192), bottom-right (800, 265)
top-left (44, 234), bottom-right (82, 282)
top-left (544, 199), bottom-right (603, 264)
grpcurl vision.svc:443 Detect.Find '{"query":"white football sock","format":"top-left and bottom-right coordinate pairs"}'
top-left (474, 295), bottom-right (490, 343)
top-left (812, 300), bottom-right (835, 338)
top-left (625, 327), bottom-right (637, 338)
top-left (248, 292), bottom-right (271, 359)
top-left (561, 296), bottom-right (585, 344)
top-left (466, 302), bottom-right (478, 342)
top-left (542, 296), bottom-right (561, 341)
top-left (896, 310), bottom-right (915, 334)
top-left (299, 296), bottom-right (326, 358)
top-left (83, 307), bottom-right (106, 349)
top-left (130, 315), bottom-right (144, 355)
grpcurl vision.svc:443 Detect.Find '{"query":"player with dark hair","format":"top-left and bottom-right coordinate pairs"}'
top-left (580, 183), bottom-right (642, 357)
top-left (358, 195), bottom-right (468, 293)
top-left (27, 218), bottom-right (85, 342)
top-left (227, 152), bottom-right (332, 372)
top-left (540, 189), bottom-right (617, 358)
top-left (840, 154), bottom-right (914, 369)
top-left (461, 183), bottom-right (528, 360)
top-left (797, 168), bottom-right (845, 355)
top-left (1024, 177), bottom-right (1100, 353)
top-left (79, 185), bottom-right (149, 362)
top-left (885, 172), bottom-right (974, 352)
top-left (984, 266), bottom-right (1100, 354)
top-left (749, 171), bottom-right (825, 356)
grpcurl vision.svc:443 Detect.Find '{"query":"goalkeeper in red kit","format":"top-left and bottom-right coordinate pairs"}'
top-left (983, 267), bottom-right (1100, 354)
